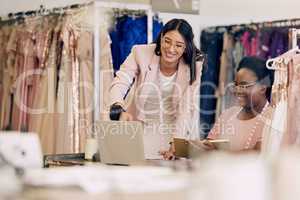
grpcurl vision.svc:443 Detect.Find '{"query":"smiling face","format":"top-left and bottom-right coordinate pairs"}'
top-left (160, 30), bottom-right (186, 67)
top-left (234, 68), bottom-right (266, 110)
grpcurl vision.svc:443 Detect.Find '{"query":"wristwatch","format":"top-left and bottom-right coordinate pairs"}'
top-left (109, 103), bottom-right (126, 120)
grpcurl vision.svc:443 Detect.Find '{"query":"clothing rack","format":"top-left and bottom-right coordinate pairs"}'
top-left (205, 18), bottom-right (300, 32)
top-left (289, 28), bottom-right (300, 49)
top-left (0, 2), bottom-right (93, 22)
top-left (266, 28), bottom-right (300, 70)
top-left (93, 1), bottom-right (154, 121)
top-left (1, 1), bottom-right (154, 121)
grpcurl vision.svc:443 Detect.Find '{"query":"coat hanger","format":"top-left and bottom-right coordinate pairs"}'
top-left (266, 47), bottom-right (300, 70)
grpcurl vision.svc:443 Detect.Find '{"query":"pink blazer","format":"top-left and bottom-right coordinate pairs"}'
top-left (109, 44), bottom-right (203, 139)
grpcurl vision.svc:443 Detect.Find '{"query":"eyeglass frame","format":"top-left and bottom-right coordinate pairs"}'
top-left (160, 36), bottom-right (186, 52)
top-left (228, 81), bottom-right (258, 91)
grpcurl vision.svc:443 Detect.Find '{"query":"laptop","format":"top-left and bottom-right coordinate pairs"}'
top-left (0, 131), bottom-right (43, 169)
top-left (95, 121), bottom-right (145, 165)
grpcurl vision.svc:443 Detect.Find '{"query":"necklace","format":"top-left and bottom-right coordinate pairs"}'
top-left (243, 101), bottom-right (269, 149)
top-left (228, 101), bottom-right (269, 150)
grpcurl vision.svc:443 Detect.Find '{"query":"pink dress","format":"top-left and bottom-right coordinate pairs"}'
top-left (207, 106), bottom-right (272, 151)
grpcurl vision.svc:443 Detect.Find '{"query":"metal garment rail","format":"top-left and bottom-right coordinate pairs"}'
top-left (93, 1), bottom-right (153, 121)
top-left (290, 28), bottom-right (300, 49)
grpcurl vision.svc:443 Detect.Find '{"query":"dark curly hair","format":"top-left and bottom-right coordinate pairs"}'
top-left (238, 56), bottom-right (274, 101)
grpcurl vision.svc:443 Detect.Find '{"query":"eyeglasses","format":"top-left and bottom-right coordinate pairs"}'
top-left (161, 37), bottom-right (186, 52)
top-left (228, 81), bottom-right (258, 92)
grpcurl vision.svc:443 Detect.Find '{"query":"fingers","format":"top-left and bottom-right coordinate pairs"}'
top-left (119, 112), bottom-right (133, 121)
top-left (119, 113), bottom-right (128, 121)
top-left (127, 113), bottom-right (133, 121)
top-left (164, 152), bottom-right (175, 160)
top-left (159, 150), bottom-right (167, 160)
top-left (159, 150), bottom-right (175, 160)
top-left (158, 150), bottom-right (167, 156)
top-left (189, 139), bottom-right (216, 151)
top-left (202, 140), bottom-right (216, 150)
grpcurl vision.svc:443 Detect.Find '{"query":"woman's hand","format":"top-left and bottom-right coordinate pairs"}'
top-left (110, 104), bottom-right (133, 121)
top-left (119, 112), bottom-right (133, 121)
top-left (202, 139), bottom-right (217, 150)
top-left (159, 150), bottom-right (175, 160)
top-left (189, 139), bottom-right (216, 151)
top-left (159, 142), bottom-right (175, 160)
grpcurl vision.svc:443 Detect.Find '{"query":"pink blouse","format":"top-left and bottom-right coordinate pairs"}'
top-left (207, 106), bottom-right (271, 151)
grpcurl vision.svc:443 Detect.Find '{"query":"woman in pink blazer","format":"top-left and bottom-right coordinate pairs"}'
top-left (109, 19), bottom-right (204, 159)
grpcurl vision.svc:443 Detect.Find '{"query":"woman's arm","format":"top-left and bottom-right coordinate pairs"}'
top-left (109, 45), bottom-right (140, 109)
top-left (190, 61), bottom-right (203, 138)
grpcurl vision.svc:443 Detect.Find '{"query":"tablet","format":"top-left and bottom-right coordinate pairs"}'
top-left (209, 139), bottom-right (230, 150)
top-left (173, 138), bottom-right (189, 158)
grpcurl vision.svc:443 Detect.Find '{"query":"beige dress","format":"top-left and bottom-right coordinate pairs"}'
top-left (35, 18), bottom-right (61, 154)
top-left (3, 25), bottom-right (14, 130)
top-left (28, 16), bottom-right (56, 134)
top-left (77, 30), bottom-right (94, 151)
top-left (0, 25), bottom-right (13, 129)
top-left (215, 32), bottom-right (236, 119)
top-left (55, 15), bottom-right (78, 154)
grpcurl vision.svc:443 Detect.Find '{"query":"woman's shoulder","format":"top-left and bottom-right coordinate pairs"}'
top-left (132, 44), bottom-right (156, 54)
top-left (130, 44), bottom-right (157, 64)
top-left (129, 44), bottom-right (158, 67)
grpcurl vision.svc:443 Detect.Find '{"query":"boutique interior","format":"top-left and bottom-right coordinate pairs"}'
top-left (1, 0), bottom-right (300, 199)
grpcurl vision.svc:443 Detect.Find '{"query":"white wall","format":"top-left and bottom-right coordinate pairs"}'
top-left (199, 0), bottom-right (300, 22)
top-left (1, 0), bottom-right (300, 47)
top-left (158, 13), bottom-right (202, 48)
top-left (2, 0), bottom-right (300, 23)
top-left (159, 0), bottom-right (300, 47)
